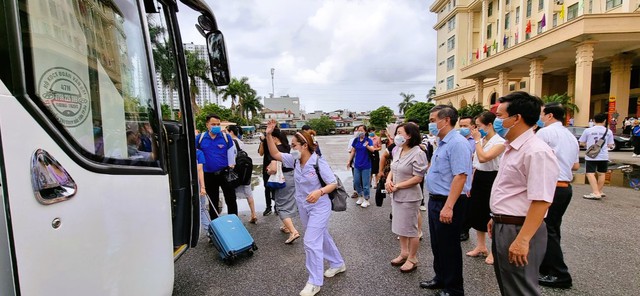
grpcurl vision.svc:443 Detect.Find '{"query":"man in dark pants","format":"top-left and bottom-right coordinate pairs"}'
top-left (536, 102), bottom-right (580, 289)
top-left (198, 114), bottom-right (237, 219)
top-left (258, 134), bottom-right (275, 215)
top-left (489, 92), bottom-right (558, 295)
top-left (419, 105), bottom-right (472, 296)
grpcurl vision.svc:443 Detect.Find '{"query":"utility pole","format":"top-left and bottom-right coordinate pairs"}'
top-left (270, 68), bottom-right (275, 98)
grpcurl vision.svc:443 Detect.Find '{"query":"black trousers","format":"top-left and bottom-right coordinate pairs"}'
top-left (428, 196), bottom-right (465, 295)
top-left (263, 172), bottom-right (274, 209)
top-left (204, 171), bottom-right (237, 219)
top-left (633, 136), bottom-right (640, 154)
top-left (539, 185), bottom-right (573, 281)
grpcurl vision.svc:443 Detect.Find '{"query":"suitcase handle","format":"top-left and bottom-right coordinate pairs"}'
top-left (203, 194), bottom-right (221, 217)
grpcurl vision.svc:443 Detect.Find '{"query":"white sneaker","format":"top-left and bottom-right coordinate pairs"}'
top-left (299, 282), bottom-right (321, 296)
top-left (356, 197), bottom-right (364, 205)
top-left (361, 200), bottom-right (370, 208)
top-left (420, 205), bottom-right (427, 211)
top-left (324, 264), bottom-right (346, 277)
top-left (582, 193), bottom-right (602, 200)
top-left (633, 154), bottom-right (639, 158)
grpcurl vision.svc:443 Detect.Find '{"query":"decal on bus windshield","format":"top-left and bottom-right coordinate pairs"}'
top-left (38, 67), bottom-right (91, 128)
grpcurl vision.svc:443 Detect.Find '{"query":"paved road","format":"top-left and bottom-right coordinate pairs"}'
top-left (173, 135), bottom-right (640, 296)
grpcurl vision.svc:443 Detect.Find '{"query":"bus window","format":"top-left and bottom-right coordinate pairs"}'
top-left (20, 0), bottom-right (159, 166)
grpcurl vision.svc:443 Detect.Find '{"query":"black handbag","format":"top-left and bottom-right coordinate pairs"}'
top-left (225, 168), bottom-right (240, 188)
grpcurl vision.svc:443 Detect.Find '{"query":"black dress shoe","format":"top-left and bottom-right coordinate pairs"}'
top-left (262, 207), bottom-right (272, 216)
top-left (539, 274), bottom-right (572, 289)
top-left (459, 232), bottom-right (469, 241)
top-left (433, 291), bottom-right (451, 296)
top-left (419, 279), bottom-right (444, 289)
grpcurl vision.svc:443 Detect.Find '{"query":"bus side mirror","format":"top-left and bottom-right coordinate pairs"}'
top-left (206, 31), bottom-right (230, 86)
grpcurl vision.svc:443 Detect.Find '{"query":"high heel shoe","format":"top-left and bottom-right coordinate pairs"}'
top-left (400, 258), bottom-right (418, 273)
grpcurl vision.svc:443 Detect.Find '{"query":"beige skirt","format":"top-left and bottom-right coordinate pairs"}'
top-left (391, 199), bottom-right (421, 237)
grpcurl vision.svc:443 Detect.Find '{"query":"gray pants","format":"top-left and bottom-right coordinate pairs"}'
top-left (492, 222), bottom-right (547, 296)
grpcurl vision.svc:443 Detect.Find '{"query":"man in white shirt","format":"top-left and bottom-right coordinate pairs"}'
top-left (579, 113), bottom-right (615, 200)
top-left (536, 103), bottom-right (580, 289)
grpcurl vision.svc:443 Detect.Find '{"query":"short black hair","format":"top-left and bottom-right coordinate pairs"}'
top-left (227, 125), bottom-right (239, 135)
top-left (543, 102), bottom-right (565, 122)
top-left (430, 105), bottom-right (459, 126)
top-left (476, 111), bottom-right (497, 126)
top-left (301, 124), bottom-right (312, 131)
top-left (206, 114), bottom-right (221, 122)
top-left (367, 126), bottom-right (376, 132)
top-left (459, 116), bottom-right (475, 127)
top-left (594, 113), bottom-right (608, 123)
top-left (397, 123), bottom-right (421, 147)
top-left (498, 91), bottom-right (543, 127)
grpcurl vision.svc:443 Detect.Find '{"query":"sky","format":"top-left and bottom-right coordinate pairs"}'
top-left (177, 0), bottom-right (437, 113)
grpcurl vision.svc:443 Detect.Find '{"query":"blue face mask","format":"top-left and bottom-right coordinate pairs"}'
top-left (369, 132), bottom-right (375, 137)
top-left (479, 128), bottom-right (488, 138)
top-left (536, 117), bottom-right (545, 128)
top-left (210, 126), bottom-right (221, 134)
top-left (493, 117), bottom-right (509, 137)
top-left (459, 127), bottom-right (471, 137)
top-left (428, 122), bottom-right (440, 137)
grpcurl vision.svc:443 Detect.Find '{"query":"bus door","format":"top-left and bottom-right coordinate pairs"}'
top-left (0, 0), bottom-right (177, 294)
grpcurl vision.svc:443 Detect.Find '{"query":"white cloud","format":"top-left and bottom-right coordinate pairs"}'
top-left (177, 0), bottom-right (437, 112)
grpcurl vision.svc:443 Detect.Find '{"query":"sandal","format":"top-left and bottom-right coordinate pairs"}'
top-left (280, 226), bottom-right (291, 234)
top-left (390, 255), bottom-right (408, 266)
top-left (466, 249), bottom-right (489, 257)
top-left (285, 232), bottom-right (300, 244)
top-left (485, 253), bottom-right (494, 265)
top-left (400, 258), bottom-right (418, 273)
top-left (249, 217), bottom-right (257, 224)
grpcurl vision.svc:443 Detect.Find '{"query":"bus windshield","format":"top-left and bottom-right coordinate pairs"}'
top-left (20, 0), bottom-right (159, 165)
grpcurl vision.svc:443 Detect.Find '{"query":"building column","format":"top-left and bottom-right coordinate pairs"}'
top-left (529, 58), bottom-right (545, 97)
top-left (474, 77), bottom-right (485, 105)
top-left (498, 69), bottom-right (511, 98)
top-left (609, 53), bottom-right (633, 120)
top-left (574, 41), bottom-right (596, 127)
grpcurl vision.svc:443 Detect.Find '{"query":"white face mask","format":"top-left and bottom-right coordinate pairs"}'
top-left (290, 149), bottom-right (302, 160)
top-left (394, 135), bottom-right (407, 146)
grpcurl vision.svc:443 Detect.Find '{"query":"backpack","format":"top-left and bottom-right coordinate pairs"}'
top-left (585, 127), bottom-right (608, 158)
top-left (232, 139), bottom-right (253, 186)
top-left (313, 156), bottom-right (348, 212)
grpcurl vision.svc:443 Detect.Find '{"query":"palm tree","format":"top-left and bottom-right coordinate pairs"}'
top-left (242, 94), bottom-right (264, 119)
top-left (149, 23), bottom-right (178, 118)
top-left (185, 50), bottom-right (217, 115)
top-left (542, 93), bottom-right (579, 124)
top-left (398, 92), bottom-right (417, 114)
top-left (220, 77), bottom-right (256, 118)
top-left (426, 86), bottom-right (436, 103)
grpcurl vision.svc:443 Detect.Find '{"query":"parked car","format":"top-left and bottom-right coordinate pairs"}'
top-left (565, 126), bottom-right (632, 151)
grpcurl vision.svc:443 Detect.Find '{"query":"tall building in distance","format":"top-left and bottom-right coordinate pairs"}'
top-left (264, 95), bottom-right (301, 118)
top-left (430, 0), bottom-right (640, 126)
top-left (156, 42), bottom-right (216, 110)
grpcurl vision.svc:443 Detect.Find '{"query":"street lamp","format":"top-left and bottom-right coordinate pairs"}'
top-left (270, 68), bottom-right (275, 98)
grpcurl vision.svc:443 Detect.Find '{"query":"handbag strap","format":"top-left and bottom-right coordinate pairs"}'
top-left (313, 156), bottom-right (327, 187)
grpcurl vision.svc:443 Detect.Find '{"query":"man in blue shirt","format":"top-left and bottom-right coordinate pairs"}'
top-left (420, 105), bottom-right (472, 296)
top-left (197, 114), bottom-right (237, 219)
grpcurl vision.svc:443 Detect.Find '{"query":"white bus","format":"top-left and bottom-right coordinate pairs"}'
top-left (0, 0), bottom-right (230, 294)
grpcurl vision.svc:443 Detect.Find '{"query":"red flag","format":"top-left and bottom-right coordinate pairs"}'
top-left (525, 20), bottom-right (532, 33)
top-left (476, 49), bottom-right (479, 59)
top-left (483, 43), bottom-right (488, 53)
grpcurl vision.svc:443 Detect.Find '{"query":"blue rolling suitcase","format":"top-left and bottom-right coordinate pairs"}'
top-left (205, 195), bottom-right (257, 264)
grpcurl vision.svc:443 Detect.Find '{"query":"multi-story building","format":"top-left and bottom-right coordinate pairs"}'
top-left (430, 0), bottom-right (640, 126)
top-left (264, 95), bottom-right (301, 117)
top-left (156, 42), bottom-right (216, 110)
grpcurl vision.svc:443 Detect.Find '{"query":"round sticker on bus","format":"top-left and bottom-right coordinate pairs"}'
top-left (38, 67), bottom-right (90, 128)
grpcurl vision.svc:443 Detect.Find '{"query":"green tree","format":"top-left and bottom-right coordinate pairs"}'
top-left (148, 22), bottom-right (178, 120)
top-left (405, 102), bottom-right (435, 130)
top-left (542, 93), bottom-right (579, 124)
top-left (398, 92), bottom-right (417, 114)
top-left (369, 106), bottom-right (395, 129)
top-left (242, 94), bottom-right (264, 119)
top-left (307, 116), bottom-right (336, 135)
top-left (426, 86), bottom-right (436, 103)
top-left (161, 104), bottom-right (172, 120)
top-left (219, 77), bottom-right (256, 119)
top-left (194, 103), bottom-right (233, 132)
top-left (458, 102), bottom-right (487, 118)
top-left (186, 50), bottom-right (217, 115)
